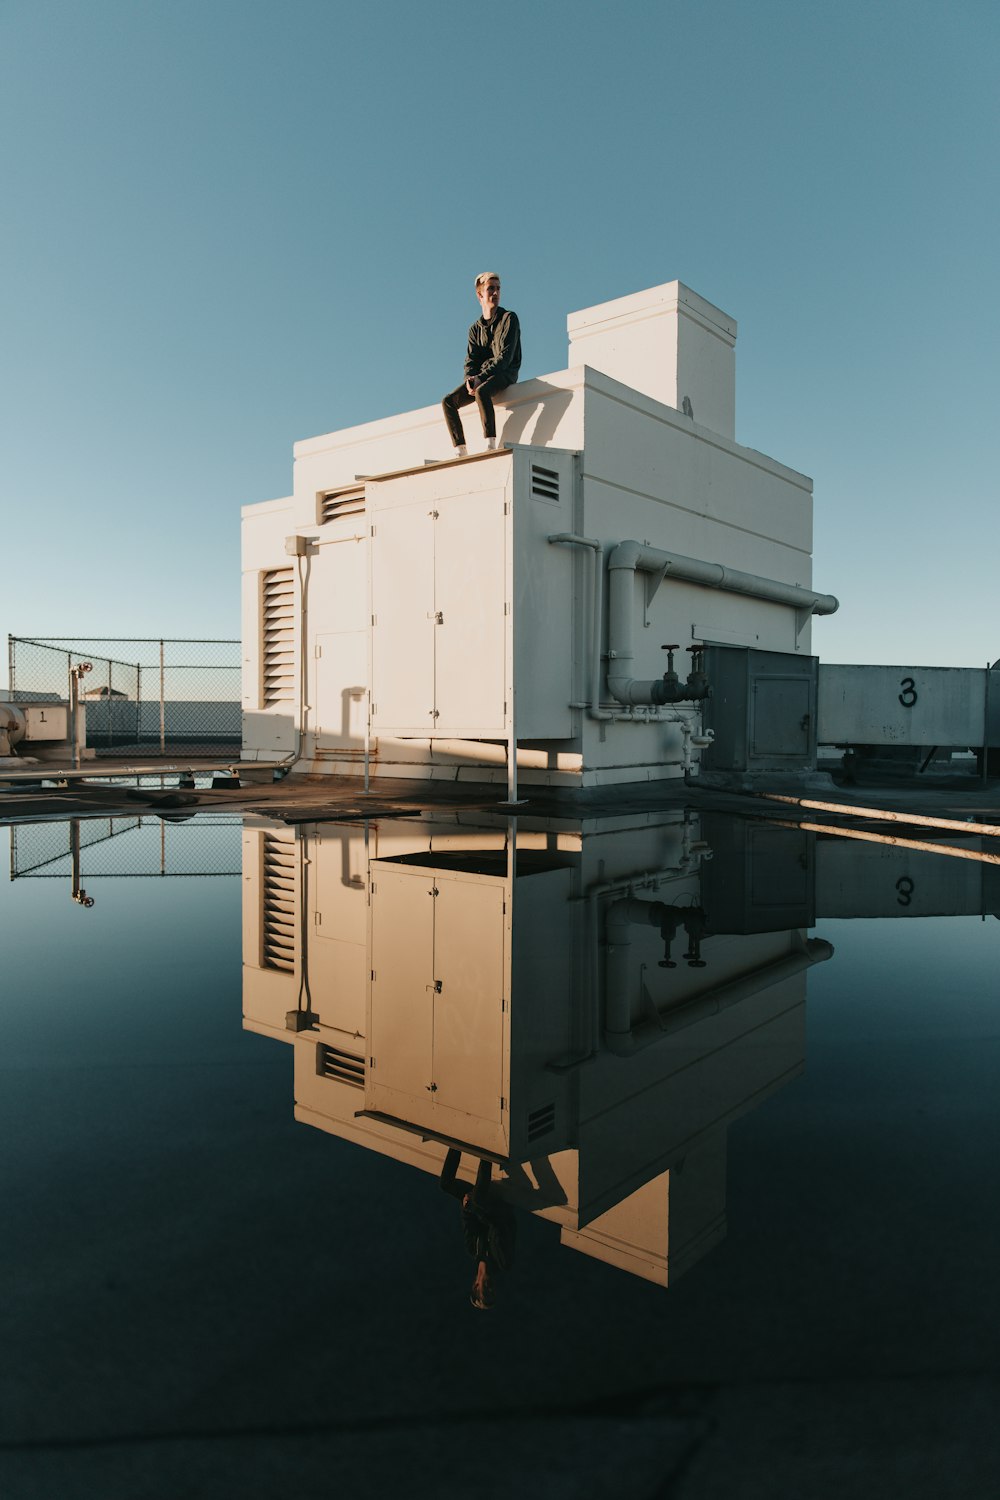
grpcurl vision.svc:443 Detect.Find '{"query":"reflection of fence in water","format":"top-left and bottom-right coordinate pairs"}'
top-left (8, 637), bottom-right (240, 756)
top-left (9, 816), bottom-right (242, 879)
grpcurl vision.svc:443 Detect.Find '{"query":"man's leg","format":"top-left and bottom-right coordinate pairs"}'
top-left (439, 1147), bottom-right (464, 1198)
top-left (442, 383), bottom-right (474, 449)
top-left (473, 376), bottom-right (509, 442)
top-left (472, 1157), bottom-right (493, 1205)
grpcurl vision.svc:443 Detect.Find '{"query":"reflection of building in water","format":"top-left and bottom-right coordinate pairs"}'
top-left (242, 814), bottom-right (1000, 1288)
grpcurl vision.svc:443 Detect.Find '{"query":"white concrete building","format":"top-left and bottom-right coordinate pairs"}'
top-left (241, 281), bottom-right (838, 791)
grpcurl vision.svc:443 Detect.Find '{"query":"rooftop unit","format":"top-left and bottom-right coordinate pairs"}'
top-left (241, 281), bottom-right (838, 791)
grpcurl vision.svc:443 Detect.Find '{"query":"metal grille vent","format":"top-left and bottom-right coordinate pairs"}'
top-left (262, 568), bottom-right (295, 706)
top-left (527, 1101), bottom-right (556, 1142)
top-left (262, 835), bottom-right (296, 972)
top-left (530, 464), bottom-right (560, 503)
top-left (319, 486), bottom-right (365, 525)
top-left (317, 1043), bottom-right (364, 1088)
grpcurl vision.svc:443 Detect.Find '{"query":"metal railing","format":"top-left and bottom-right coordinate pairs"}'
top-left (9, 815), bottom-right (242, 886)
top-left (7, 636), bottom-right (241, 757)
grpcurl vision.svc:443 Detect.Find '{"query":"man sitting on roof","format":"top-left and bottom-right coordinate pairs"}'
top-left (442, 272), bottom-right (521, 456)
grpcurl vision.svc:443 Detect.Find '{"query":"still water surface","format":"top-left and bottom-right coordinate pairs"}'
top-left (2, 810), bottom-right (998, 1496)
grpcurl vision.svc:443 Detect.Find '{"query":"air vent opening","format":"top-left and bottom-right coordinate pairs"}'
top-left (527, 1101), bottom-right (556, 1142)
top-left (530, 464), bottom-right (560, 503)
top-left (262, 834), bottom-right (296, 972)
top-left (317, 1043), bottom-right (364, 1088)
top-left (262, 567), bottom-right (295, 707)
top-left (319, 486), bottom-right (365, 525)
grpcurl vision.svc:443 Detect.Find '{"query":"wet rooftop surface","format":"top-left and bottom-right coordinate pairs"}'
top-left (2, 795), bottom-right (999, 1498)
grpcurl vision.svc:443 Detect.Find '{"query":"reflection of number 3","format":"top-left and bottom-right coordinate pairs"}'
top-left (899, 677), bottom-right (917, 707)
top-left (896, 876), bottom-right (914, 906)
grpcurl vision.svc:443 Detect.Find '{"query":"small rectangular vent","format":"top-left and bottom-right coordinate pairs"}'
top-left (530, 464), bottom-right (560, 503)
top-left (527, 1101), bottom-right (556, 1142)
top-left (320, 486), bottom-right (365, 525)
top-left (262, 568), bottom-right (295, 706)
top-left (262, 835), bottom-right (296, 972)
top-left (317, 1043), bottom-right (364, 1088)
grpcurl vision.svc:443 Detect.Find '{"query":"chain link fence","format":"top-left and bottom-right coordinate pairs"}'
top-left (8, 637), bottom-right (240, 757)
top-left (9, 815), bottom-right (241, 880)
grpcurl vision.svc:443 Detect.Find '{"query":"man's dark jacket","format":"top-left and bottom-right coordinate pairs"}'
top-left (464, 307), bottom-right (521, 388)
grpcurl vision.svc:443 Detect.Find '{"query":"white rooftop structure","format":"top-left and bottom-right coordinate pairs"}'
top-left (241, 280), bottom-right (837, 793)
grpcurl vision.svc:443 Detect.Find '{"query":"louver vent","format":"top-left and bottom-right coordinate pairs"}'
top-left (320, 487), bottom-right (365, 524)
top-left (527, 1101), bottom-right (556, 1142)
top-left (530, 464), bottom-right (560, 503)
top-left (262, 835), bottom-right (296, 972)
top-left (262, 568), bottom-right (295, 706)
top-left (317, 1044), bottom-right (364, 1088)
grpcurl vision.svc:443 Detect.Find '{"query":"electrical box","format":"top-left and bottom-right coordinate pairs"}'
top-left (22, 703), bottom-right (69, 741)
top-left (701, 646), bottom-right (818, 772)
top-left (367, 447), bottom-right (576, 741)
top-left (365, 851), bottom-right (574, 1159)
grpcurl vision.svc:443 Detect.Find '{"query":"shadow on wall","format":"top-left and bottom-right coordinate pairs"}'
top-left (498, 381), bottom-right (575, 449)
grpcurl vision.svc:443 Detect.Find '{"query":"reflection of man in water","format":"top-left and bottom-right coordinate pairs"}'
top-left (439, 1149), bottom-right (516, 1309)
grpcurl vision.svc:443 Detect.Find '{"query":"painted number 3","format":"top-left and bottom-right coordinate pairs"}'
top-left (898, 677), bottom-right (918, 708)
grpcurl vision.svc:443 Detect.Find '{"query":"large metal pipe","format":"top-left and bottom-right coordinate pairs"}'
top-left (606, 540), bottom-right (840, 707)
top-left (604, 933), bottom-right (834, 1056)
top-left (547, 533), bottom-right (610, 720)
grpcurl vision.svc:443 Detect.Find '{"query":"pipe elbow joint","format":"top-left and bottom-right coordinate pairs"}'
top-left (607, 540), bottom-right (643, 573)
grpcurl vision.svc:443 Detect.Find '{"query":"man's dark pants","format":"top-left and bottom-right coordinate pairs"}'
top-left (442, 373), bottom-right (510, 448)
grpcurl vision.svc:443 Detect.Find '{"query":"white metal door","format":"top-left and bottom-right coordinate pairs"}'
top-left (431, 874), bottom-right (506, 1148)
top-left (315, 631), bottom-right (368, 750)
top-left (433, 491), bottom-right (507, 734)
top-left (368, 866), bottom-right (435, 1124)
top-left (370, 503), bottom-right (435, 733)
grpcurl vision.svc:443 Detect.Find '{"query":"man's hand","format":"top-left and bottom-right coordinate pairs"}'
top-left (466, 377), bottom-right (480, 395)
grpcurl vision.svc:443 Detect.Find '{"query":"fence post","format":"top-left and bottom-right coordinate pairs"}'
top-left (159, 640), bottom-right (166, 755)
top-left (7, 636), bottom-right (13, 697)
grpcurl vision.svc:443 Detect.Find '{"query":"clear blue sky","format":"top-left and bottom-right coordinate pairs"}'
top-left (1, 0), bottom-right (996, 682)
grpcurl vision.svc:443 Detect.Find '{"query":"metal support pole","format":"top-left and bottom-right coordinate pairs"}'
top-left (69, 668), bottom-right (79, 770)
top-left (159, 640), bottom-right (166, 755)
top-left (983, 662), bottom-right (992, 787)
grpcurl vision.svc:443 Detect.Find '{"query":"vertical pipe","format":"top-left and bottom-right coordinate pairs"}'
top-left (69, 668), bottom-right (80, 770)
top-left (983, 662), bottom-right (992, 788)
top-left (159, 640), bottom-right (166, 755)
top-left (70, 819), bottom-right (81, 899)
top-left (364, 693), bottom-right (370, 795)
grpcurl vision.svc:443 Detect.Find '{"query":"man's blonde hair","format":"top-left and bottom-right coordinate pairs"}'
top-left (475, 271), bottom-right (501, 293)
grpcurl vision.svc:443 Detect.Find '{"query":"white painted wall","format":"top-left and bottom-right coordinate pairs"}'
top-left (568, 281), bottom-right (737, 438)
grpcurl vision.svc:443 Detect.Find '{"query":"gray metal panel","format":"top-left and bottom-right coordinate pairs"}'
top-left (703, 647), bottom-right (817, 771)
top-left (817, 664), bottom-right (993, 747)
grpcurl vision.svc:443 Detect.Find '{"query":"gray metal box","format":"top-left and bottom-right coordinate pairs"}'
top-left (702, 646), bottom-right (818, 772)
